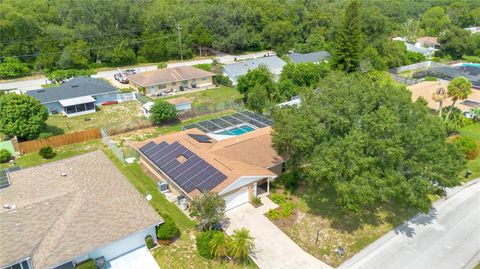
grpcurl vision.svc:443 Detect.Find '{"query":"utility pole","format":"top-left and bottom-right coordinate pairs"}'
top-left (177, 23), bottom-right (183, 61)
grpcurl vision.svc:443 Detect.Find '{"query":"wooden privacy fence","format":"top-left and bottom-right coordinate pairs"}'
top-left (18, 128), bottom-right (101, 154)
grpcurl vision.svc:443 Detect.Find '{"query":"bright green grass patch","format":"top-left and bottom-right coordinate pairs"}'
top-left (458, 124), bottom-right (480, 181)
top-left (0, 140), bottom-right (101, 169)
top-left (163, 87), bottom-right (242, 108)
top-left (458, 124), bottom-right (480, 141)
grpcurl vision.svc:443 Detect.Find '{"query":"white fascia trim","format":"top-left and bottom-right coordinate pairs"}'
top-left (219, 175), bottom-right (276, 196)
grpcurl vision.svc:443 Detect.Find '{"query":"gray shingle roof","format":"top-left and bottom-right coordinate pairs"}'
top-left (288, 51), bottom-right (330, 64)
top-left (0, 151), bottom-right (163, 269)
top-left (222, 56), bottom-right (286, 78)
top-left (26, 77), bottom-right (118, 104)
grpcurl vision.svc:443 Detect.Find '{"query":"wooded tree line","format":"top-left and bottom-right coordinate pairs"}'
top-left (1, 0), bottom-right (479, 78)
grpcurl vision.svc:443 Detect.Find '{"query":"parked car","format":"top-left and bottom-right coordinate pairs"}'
top-left (124, 69), bottom-right (136, 75)
top-left (102, 100), bottom-right (118, 105)
top-left (114, 73), bottom-right (129, 84)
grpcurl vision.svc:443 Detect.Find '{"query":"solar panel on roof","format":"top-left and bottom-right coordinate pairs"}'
top-left (0, 166), bottom-right (21, 189)
top-left (139, 141), bottom-right (227, 193)
top-left (188, 134), bottom-right (212, 143)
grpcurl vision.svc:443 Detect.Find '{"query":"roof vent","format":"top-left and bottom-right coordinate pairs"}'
top-left (37, 90), bottom-right (45, 93)
top-left (3, 204), bottom-right (16, 210)
top-left (61, 172), bottom-right (67, 177)
top-left (71, 85), bottom-right (79, 88)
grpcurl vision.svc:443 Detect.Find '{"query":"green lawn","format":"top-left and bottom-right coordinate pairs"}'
top-left (0, 139), bottom-right (101, 169)
top-left (45, 101), bottom-right (145, 135)
top-left (458, 123), bottom-right (480, 180)
top-left (163, 87), bottom-right (242, 108)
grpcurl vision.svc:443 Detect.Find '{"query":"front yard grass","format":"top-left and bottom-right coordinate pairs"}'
top-left (458, 123), bottom-right (480, 180)
top-left (163, 87), bottom-right (242, 108)
top-left (269, 184), bottom-right (415, 267)
top-left (45, 101), bottom-right (144, 135)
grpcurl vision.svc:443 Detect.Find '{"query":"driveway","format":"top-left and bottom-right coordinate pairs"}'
top-left (225, 201), bottom-right (332, 269)
top-left (108, 246), bottom-right (160, 269)
top-left (339, 179), bottom-right (480, 269)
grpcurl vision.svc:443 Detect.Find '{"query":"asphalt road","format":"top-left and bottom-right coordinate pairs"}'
top-left (339, 179), bottom-right (480, 269)
top-left (0, 51), bottom-right (272, 91)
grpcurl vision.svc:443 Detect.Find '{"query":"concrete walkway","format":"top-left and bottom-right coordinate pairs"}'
top-left (225, 201), bottom-right (332, 269)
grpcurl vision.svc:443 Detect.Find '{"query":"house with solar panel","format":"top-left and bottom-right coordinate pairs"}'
top-left (26, 77), bottom-right (120, 117)
top-left (0, 151), bottom-right (163, 269)
top-left (132, 111), bottom-right (285, 211)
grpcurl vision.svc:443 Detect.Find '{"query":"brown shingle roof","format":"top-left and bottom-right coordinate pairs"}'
top-left (128, 66), bottom-right (215, 87)
top-left (131, 127), bottom-right (283, 197)
top-left (0, 151), bottom-right (163, 269)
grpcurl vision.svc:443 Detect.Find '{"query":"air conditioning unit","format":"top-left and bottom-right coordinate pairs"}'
top-left (157, 181), bottom-right (169, 193)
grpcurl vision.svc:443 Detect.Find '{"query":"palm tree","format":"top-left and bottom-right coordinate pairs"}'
top-left (432, 82), bottom-right (446, 117)
top-left (209, 232), bottom-right (231, 258)
top-left (229, 228), bottom-right (255, 261)
top-left (445, 77), bottom-right (472, 120)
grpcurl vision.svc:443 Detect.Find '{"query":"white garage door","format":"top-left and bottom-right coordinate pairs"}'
top-left (224, 187), bottom-right (249, 211)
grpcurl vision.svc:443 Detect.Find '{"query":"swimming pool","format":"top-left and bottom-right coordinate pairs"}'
top-left (463, 63), bottom-right (480, 68)
top-left (218, 125), bottom-right (255, 136)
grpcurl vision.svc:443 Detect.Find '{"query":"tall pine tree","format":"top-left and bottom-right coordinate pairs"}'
top-left (334, 0), bottom-right (363, 73)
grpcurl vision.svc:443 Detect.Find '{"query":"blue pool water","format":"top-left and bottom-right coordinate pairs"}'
top-left (219, 125), bottom-right (255, 136)
top-left (463, 63), bottom-right (480, 68)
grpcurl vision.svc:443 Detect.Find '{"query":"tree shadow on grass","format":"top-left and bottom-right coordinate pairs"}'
top-left (43, 125), bottom-right (65, 136)
top-left (298, 183), bottom-right (419, 234)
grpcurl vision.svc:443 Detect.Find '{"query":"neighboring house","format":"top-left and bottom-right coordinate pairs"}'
top-left (408, 80), bottom-right (480, 115)
top-left (405, 43), bottom-right (437, 59)
top-left (222, 56), bottom-right (286, 85)
top-left (142, 97), bottom-right (192, 117)
top-left (416, 36), bottom-right (440, 49)
top-left (464, 26), bottom-right (480, 34)
top-left (133, 126), bottom-right (284, 211)
top-left (287, 51), bottom-right (330, 64)
top-left (128, 66), bottom-right (215, 97)
top-left (0, 151), bottom-right (163, 269)
top-left (422, 65), bottom-right (480, 88)
top-left (26, 77), bottom-right (119, 117)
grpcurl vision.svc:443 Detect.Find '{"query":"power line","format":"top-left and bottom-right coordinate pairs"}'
top-left (1, 34), bottom-right (177, 59)
top-left (0, 25), bottom-right (171, 45)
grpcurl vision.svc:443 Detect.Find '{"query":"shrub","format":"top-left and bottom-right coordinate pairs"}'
top-left (157, 62), bottom-right (167, 69)
top-left (424, 76), bottom-right (438, 81)
top-left (156, 214), bottom-right (180, 241)
top-left (213, 74), bottom-right (232, 87)
top-left (0, 57), bottom-right (30, 79)
top-left (251, 197), bottom-right (262, 206)
top-left (75, 259), bottom-right (96, 269)
top-left (196, 230), bottom-right (220, 259)
top-left (454, 137), bottom-right (479, 160)
top-left (145, 235), bottom-right (155, 249)
top-left (281, 172), bottom-right (298, 190)
top-left (149, 100), bottom-right (177, 125)
top-left (267, 209), bottom-right (281, 220)
top-left (39, 146), bottom-right (56, 159)
top-left (268, 193), bottom-right (294, 219)
top-left (269, 193), bottom-right (288, 204)
top-left (0, 149), bottom-right (11, 163)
